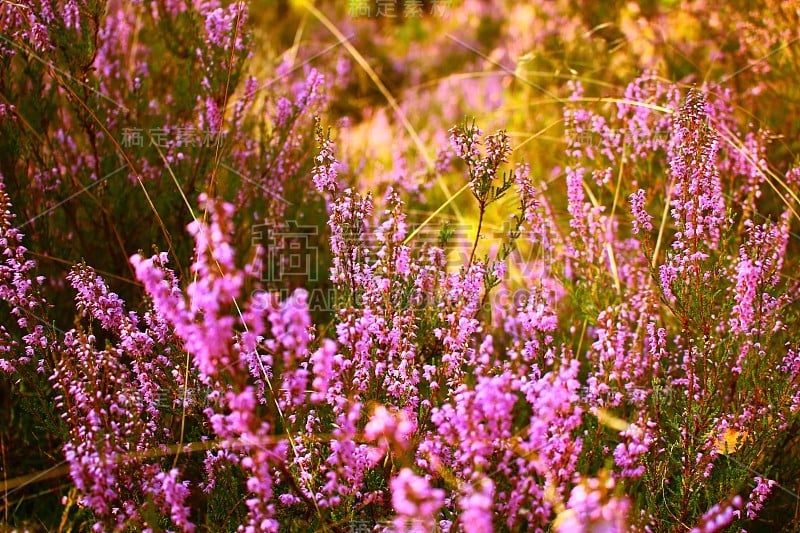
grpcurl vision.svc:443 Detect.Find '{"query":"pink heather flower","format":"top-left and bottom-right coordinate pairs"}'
top-left (435, 145), bottom-right (455, 174)
top-left (144, 468), bottom-right (194, 532)
top-left (557, 476), bottom-right (630, 532)
top-left (0, 177), bottom-right (49, 372)
top-left (666, 90), bottom-right (725, 249)
top-left (62, 0), bottom-right (81, 30)
top-left (519, 359), bottom-right (584, 485)
top-left (449, 122), bottom-right (482, 166)
top-left (204, 96), bottom-right (222, 134)
top-left (202, 2), bottom-right (248, 50)
top-left (132, 195), bottom-right (244, 380)
top-left (566, 166), bottom-right (587, 233)
top-left (205, 7), bottom-right (232, 47)
top-left (658, 262), bottom-right (678, 303)
top-left (51, 330), bottom-right (171, 527)
top-left (492, 260), bottom-right (507, 280)
top-left (0, 103), bottom-right (15, 121)
top-left (731, 255), bottom-right (759, 334)
top-left (729, 214), bottom-right (790, 336)
top-left (483, 130), bottom-right (511, 168)
top-left (628, 189), bottom-right (653, 234)
top-left (782, 348), bottom-right (800, 413)
top-left (458, 477), bottom-right (494, 533)
top-left (743, 477), bottom-right (776, 520)
top-left (312, 136), bottom-right (339, 192)
top-left (364, 405), bottom-right (397, 442)
top-left (391, 468), bottom-right (445, 531)
top-left (513, 163), bottom-right (541, 226)
top-left (310, 338), bottom-right (338, 402)
top-left (613, 423), bottom-right (653, 478)
top-left (319, 402), bottom-right (377, 501)
top-left (268, 289), bottom-right (311, 359)
top-left (689, 496), bottom-right (743, 533)
top-left (431, 374), bottom-right (517, 471)
top-left (294, 68), bottom-right (326, 110)
top-left (22, 16), bottom-right (52, 51)
top-left (208, 387), bottom-right (260, 438)
top-left (655, 90), bottom-right (730, 307)
top-left (365, 405), bottom-right (416, 452)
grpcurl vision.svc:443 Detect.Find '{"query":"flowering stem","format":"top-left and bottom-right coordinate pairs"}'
top-left (468, 201), bottom-right (485, 269)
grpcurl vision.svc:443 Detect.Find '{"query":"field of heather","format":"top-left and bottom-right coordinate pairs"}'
top-left (2, 1), bottom-right (800, 531)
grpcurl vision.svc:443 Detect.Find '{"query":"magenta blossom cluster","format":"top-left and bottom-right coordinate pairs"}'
top-left (2, 1), bottom-right (800, 532)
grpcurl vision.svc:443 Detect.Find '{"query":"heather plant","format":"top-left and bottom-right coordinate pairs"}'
top-left (3, 1), bottom-right (800, 532)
